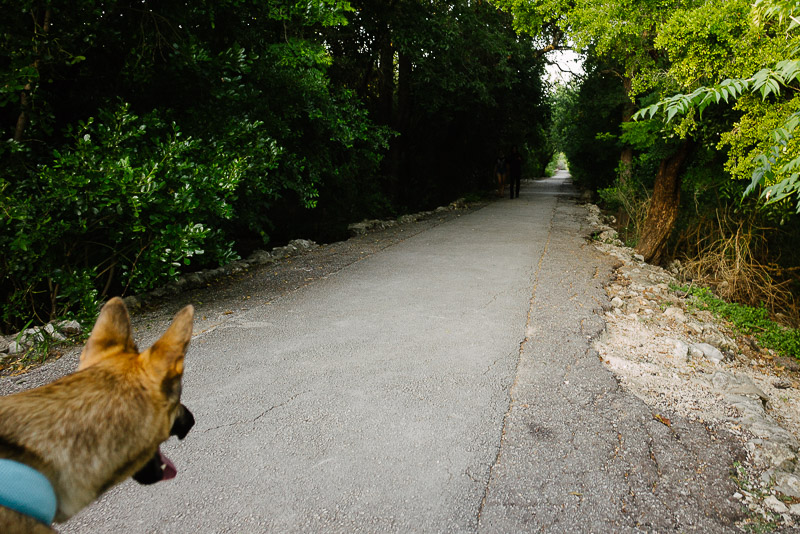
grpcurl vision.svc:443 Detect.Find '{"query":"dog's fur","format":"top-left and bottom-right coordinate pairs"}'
top-left (0, 298), bottom-right (195, 533)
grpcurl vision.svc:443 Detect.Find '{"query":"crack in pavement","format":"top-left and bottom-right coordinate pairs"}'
top-left (476, 198), bottom-right (558, 525)
top-left (483, 352), bottom-right (515, 376)
top-left (201, 390), bottom-right (310, 433)
top-left (475, 195), bottom-right (745, 533)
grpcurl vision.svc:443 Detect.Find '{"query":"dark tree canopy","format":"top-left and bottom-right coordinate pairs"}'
top-left (0, 0), bottom-right (550, 329)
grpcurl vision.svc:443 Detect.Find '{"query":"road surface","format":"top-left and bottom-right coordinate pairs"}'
top-left (50, 171), bottom-right (743, 532)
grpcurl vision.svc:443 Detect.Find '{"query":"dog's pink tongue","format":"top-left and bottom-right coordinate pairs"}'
top-left (159, 450), bottom-right (177, 480)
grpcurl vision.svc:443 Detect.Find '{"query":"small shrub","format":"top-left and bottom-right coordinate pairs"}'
top-left (680, 214), bottom-right (797, 319)
top-left (544, 152), bottom-right (566, 177)
top-left (598, 178), bottom-right (651, 247)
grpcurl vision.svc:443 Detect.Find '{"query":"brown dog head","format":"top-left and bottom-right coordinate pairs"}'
top-left (0, 298), bottom-right (195, 523)
top-left (77, 297), bottom-right (196, 488)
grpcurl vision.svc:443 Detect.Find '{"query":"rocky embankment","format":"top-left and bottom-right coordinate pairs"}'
top-left (587, 204), bottom-right (800, 530)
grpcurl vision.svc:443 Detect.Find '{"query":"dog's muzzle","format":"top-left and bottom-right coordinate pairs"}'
top-left (132, 404), bottom-right (195, 485)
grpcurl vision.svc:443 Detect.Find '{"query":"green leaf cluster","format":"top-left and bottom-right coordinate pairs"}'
top-left (634, 0), bottom-right (800, 214)
top-left (683, 285), bottom-right (800, 360)
top-left (1, 104), bottom-right (243, 326)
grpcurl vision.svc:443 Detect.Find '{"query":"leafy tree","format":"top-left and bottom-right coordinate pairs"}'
top-left (1, 0), bottom-right (548, 331)
top-left (0, 0), bottom-right (389, 329)
top-left (491, 0), bottom-right (703, 262)
top-left (327, 0), bottom-right (550, 209)
top-left (549, 60), bottom-right (627, 191)
top-left (636, 0), bottom-right (800, 215)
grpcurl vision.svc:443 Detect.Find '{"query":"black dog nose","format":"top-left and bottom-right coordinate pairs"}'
top-left (171, 404), bottom-right (195, 440)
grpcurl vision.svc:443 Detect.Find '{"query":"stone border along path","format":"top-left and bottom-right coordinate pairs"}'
top-left (588, 203), bottom-right (800, 531)
top-left (0, 195), bottom-right (485, 391)
top-left (0, 198), bottom-right (474, 371)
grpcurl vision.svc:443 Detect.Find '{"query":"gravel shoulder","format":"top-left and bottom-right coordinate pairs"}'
top-left (588, 204), bottom-right (800, 531)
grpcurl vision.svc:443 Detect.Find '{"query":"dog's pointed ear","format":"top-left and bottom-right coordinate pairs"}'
top-left (79, 297), bottom-right (137, 369)
top-left (142, 305), bottom-right (194, 378)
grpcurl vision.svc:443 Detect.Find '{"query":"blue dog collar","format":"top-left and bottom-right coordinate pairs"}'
top-left (0, 458), bottom-right (57, 524)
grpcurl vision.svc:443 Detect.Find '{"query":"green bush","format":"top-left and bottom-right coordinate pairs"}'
top-left (1, 103), bottom-right (242, 328)
top-left (544, 153), bottom-right (566, 177)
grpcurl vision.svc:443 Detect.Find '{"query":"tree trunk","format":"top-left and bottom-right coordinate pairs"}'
top-left (618, 76), bottom-right (635, 184)
top-left (378, 37), bottom-right (394, 127)
top-left (14, 8), bottom-right (51, 142)
top-left (387, 51), bottom-right (411, 200)
top-left (14, 87), bottom-right (31, 142)
top-left (635, 140), bottom-right (692, 264)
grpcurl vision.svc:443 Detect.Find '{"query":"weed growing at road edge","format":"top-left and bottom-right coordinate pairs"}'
top-left (676, 285), bottom-right (800, 361)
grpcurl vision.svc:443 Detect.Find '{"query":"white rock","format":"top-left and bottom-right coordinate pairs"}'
top-left (57, 320), bottom-right (82, 335)
top-left (671, 339), bottom-right (689, 360)
top-left (703, 331), bottom-right (736, 352)
top-left (688, 345), bottom-right (704, 359)
top-left (22, 327), bottom-right (45, 343)
top-left (686, 322), bottom-right (704, 335)
top-left (289, 238), bottom-right (317, 250)
top-left (599, 230), bottom-right (618, 241)
top-left (693, 342), bottom-right (725, 363)
top-left (775, 472), bottom-right (800, 499)
top-left (765, 495), bottom-right (789, 514)
top-left (667, 259), bottom-right (682, 274)
top-left (790, 503), bottom-right (800, 516)
top-left (633, 253), bottom-right (645, 262)
top-left (712, 372), bottom-right (769, 404)
top-left (611, 297), bottom-right (624, 308)
top-left (7, 341), bottom-right (27, 355)
top-left (663, 307), bottom-right (686, 322)
top-left (746, 439), bottom-right (798, 472)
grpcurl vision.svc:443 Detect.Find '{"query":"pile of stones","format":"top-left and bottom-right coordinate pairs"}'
top-left (121, 239), bottom-right (320, 311)
top-left (0, 239), bottom-right (319, 358)
top-left (347, 198), bottom-right (468, 236)
top-left (0, 320), bottom-right (83, 357)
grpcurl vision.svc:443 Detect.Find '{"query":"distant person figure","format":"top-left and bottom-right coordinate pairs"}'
top-left (494, 153), bottom-right (507, 197)
top-left (508, 146), bottom-right (523, 199)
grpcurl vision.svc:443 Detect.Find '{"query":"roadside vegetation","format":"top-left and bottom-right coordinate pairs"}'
top-left (681, 285), bottom-right (800, 361)
top-left (1, 0), bottom-right (551, 332)
top-left (494, 0), bottom-right (800, 328)
top-left (4, 0), bottom-right (800, 344)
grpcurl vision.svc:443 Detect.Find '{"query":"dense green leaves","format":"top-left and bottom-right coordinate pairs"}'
top-left (1, 0), bottom-right (548, 330)
top-left (632, 0), bottom-right (800, 213)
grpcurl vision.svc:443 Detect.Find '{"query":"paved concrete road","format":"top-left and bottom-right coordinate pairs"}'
top-left (61, 172), bottom-right (743, 532)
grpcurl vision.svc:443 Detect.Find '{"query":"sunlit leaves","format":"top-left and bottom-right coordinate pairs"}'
top-left (632, 0), bottom-right (800, 212)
